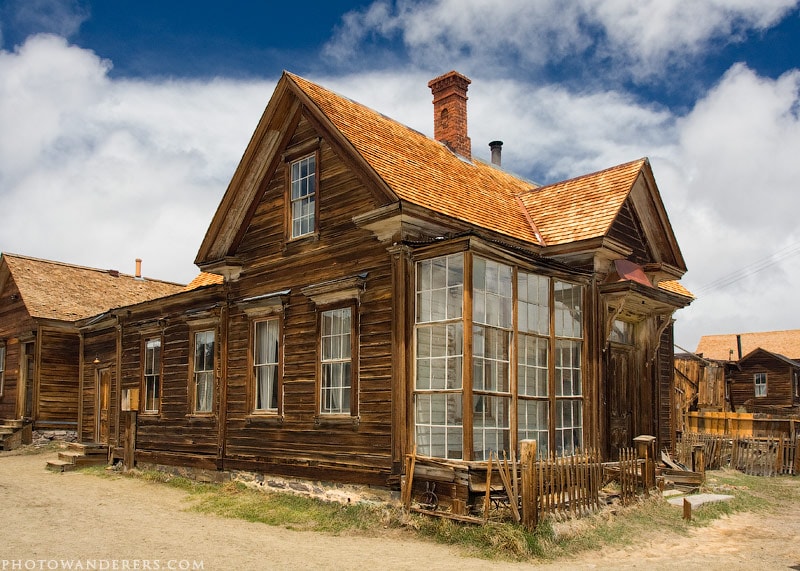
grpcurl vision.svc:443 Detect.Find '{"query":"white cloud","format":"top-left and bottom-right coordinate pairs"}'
top-left (2, 0), bottom-right (89, 41)
top-left (325, 0), bottom-right (798, 81)
top-left (0, 34), bottom-right (272, 283)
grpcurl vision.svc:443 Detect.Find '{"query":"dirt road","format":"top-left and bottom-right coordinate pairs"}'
top-left (1, 449), bottom-right (799, 570)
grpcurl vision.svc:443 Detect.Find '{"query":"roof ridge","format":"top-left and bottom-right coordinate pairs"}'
top-left (523, 157), bottom-right (647, 194)
top-left (2, 252), bottom-right (185, 287)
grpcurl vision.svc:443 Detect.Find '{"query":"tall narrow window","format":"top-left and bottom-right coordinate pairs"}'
top-left (254, 319), bottom-right (280, 412)
top-left (143, 338), bottom-right (161, 413)
top-left (554, 280), bottom-right (583, 455)
top-left (754, 372), bottom-right (767, 398)
top-left (0, 344), bottom-right (5, 397)
top-left (290, 154), bottom-right (316, 238)
top-left (472, 257), bottom-right (512, 461)
top-left (320, 307), bottom-right (352, 414)
top-left (414, 253), bottom-right (464, 459)
top-left (517, 272), bottom-right (550, 457)
top-left (193, 330), bottom-right (215, 413)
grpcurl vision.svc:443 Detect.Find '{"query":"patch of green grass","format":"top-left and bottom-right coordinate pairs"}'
top-left (82, 466), bottom-right (800, 562)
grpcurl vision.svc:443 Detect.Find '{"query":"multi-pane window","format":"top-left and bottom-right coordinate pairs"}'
top-left (553, 281), bottom-right (583, 455)
top-left (517, 272), bottom-right (550, 457)
top-left (143, 338), bottom-right (161, 413)
top-left (290, 155), bottom-right (316, 238)
top-left (193, 330), bottom-right (215, 413)
top-left (754, 372), bottom-right (767, 398)
top-left (0, 345), bottom-right (5, 396)
top-left (415, 254), bottom-right (464, 459)
top-left (320, 308), bottom-right (352, 414)
top-left (254, 319), bottom-right (280, 412)
top-left (413, 252), bottom-right (585, 461)
top-left (472, 257), bottom-right (512, 461)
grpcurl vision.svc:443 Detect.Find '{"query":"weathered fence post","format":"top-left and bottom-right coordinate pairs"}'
top-left (692, 443), bottom-right (705, 479)
top-left (520, 439), bottom-right (537, 530)
top-left (634, 435), bottom-right (656, 491)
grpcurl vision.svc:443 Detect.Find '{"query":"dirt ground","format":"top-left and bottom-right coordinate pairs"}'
top-left (1, 449), bottom-right (800, 571)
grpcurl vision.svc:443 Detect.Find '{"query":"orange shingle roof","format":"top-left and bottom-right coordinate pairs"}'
top-left (658, 280), bottom-right (694, 299)
top-left (185, 272), bottom-right (224, 290)
top-left (517, 159), bottom-right (645, 246)
top-left (2, 253), bottom-right (185, 322)
top-left (288, 73), bottom-right (541, 245)
top-left (696, 330), bottom-right (800, 361)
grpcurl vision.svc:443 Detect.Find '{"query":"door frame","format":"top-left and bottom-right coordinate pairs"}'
top-left (96, 366), bottom-right (112, 444)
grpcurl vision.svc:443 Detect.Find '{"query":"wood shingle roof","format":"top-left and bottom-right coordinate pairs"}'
top-left (1, 253), bottom-right (185, 322)
top-left (696, 330), bottom-right (800, 361)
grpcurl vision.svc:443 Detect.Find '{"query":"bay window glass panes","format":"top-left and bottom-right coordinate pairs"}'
top-left (518, 333), bottom-right (548, 397)
top-left (518, 399), bottom-right (549, 457)
top-left (555, 399), bottom-right (583, 455)
top-left (473, 394), bottom-right (510, 461)
top-left (416, 254), bottom-right (463, 323)
top-left (415, 393), bottom-right (463, 459)
top-left (554, 280), bottom-right (582, 338)
top-left (518, 272), bottom-right (549, 335)
top-left (416, 323), bottom-right (463, 390)
top-left (555, 340), bottom-right (582, 397)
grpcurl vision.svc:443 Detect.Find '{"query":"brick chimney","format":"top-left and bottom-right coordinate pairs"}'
top-left (428, 71), bottom-right (471, 158)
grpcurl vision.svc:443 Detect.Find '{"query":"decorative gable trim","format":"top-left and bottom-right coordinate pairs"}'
top-left (301, 274), bottom-right (367, 306)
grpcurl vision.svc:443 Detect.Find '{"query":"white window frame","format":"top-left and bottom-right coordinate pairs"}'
top-left (192, 330), bottom-right (215, 414)
top-left (290, 154), bottom-right (317, 239)
top-left (754, 372), bottom-right (767, 398)
top-left (142, 337), bottom-right (161, 413)
top-left (253, 318), bottom-right (281, 413)
top-left (319, 306), bottom-right (354, 415)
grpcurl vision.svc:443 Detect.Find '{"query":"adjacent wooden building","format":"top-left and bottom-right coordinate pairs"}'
top-left (71, 70), bottom-right (692, 486)
top-left (0, 254), bottom-right (183, 448)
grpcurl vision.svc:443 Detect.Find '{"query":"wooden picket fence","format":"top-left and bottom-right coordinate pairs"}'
top-left (677, 432), bottom-right (800, 476)
top-left (529, 449), bottom-right (603, 521)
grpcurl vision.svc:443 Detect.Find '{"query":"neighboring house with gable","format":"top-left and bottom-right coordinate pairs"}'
top-left (73, 70), bottom-right (693, 490)
top-left (0, 253), bottom-right (184, 448)
top-left (696, 330), bottom-right (800, 413)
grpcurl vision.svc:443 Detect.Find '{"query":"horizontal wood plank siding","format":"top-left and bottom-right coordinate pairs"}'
top-left (36, 328), bottom-right (80, 427)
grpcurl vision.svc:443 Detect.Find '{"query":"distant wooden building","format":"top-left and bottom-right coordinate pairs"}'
top-left (74, 71), bottom-right (693, 485)
top-left (728, 348), bottom-right (800, 413)
top-left (696, 330), bottom-right (800, 362)
top-left (0, 254), bottom-right (183, 447)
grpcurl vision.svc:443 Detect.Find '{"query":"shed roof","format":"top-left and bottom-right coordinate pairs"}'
top-left (696, 330), bottom-right (800, 361)
top-left (1, 253), bottom-right (185, 322)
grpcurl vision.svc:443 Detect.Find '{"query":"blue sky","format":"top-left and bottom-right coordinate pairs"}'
top-left (1, 0), bottom-right (800, 350)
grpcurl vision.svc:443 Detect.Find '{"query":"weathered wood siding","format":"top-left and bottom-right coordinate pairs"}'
top-left (80, 326), bottom-right (118, 442)
top-left (223, 118), bottom-right (395, 485)
top-left (730, 350), bottom-right (798, 410)
top-left (607, 200), bottom-right (652, 266)
top-left (35, 328), bottom-right (80, 428)
top-left (0, 277), bottom-right (34, 419)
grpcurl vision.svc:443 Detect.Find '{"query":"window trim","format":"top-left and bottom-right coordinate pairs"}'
top-left (285, 150), bottom-right (321, 242)
top-left (315, 302), bottom-right (359, 419)
top-left (754, 372), bottom-right (767, 398)
top-left (189, 327), bottom-right (216, 416)
top-left (249, 316), bottom-right (283, 417)
top-left (141, 335), bottom-right (162, 415)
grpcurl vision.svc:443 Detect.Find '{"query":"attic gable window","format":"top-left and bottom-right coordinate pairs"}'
top-left (754, 372), bottom-right (767, 398)
top-left (289, 154), bottom-right (318, 239)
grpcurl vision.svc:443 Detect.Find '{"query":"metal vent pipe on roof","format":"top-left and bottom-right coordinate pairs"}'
top-left (489, 140), bottom-right (503, 166)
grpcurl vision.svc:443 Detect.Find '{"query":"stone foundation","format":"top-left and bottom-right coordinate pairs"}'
top-left (32, 430), bottom-right (77, 446)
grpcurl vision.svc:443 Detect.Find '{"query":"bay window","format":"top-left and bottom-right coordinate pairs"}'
top-left (413, 252), bottom-right (584, 461)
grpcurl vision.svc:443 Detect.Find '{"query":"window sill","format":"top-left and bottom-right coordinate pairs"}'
top-left (314, 415), bottom-right (360, 429)
top-left (185, 414), bottom-right (216, 422)
top-left (246, 414), bottom-right (284, 426)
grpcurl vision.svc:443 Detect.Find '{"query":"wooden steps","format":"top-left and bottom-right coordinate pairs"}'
top-left (46, 442), bottom-right (109, 472)
top-left (0, 419), bottom-right (31, 451)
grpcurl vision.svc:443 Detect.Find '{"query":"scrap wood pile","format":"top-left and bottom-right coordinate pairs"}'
top-left (676, 432), bottom-right (800, 476)
top-left (401, 442), bottom-right (666, 530)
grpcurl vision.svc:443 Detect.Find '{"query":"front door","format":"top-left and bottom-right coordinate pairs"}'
top-left (17, 344), bottom-right (35, 419)
top-left (96, 367), bottom-right (111, 444)
top-left (607, 344), bottom-right (634, 459)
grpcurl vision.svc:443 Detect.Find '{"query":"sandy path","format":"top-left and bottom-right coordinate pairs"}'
top-left (1, 450), bottom-right (799, 570)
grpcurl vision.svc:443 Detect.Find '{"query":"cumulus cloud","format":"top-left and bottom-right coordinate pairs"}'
top-left (324, 0), bottom-right (798, 82)
top-left (1, 0), bottom-right (89, 41)
top-left (0, 34), bottom-right (273, 283)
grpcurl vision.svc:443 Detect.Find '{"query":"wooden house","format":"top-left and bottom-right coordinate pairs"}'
top-left (728, 348), bottom-right (800, 413)
top-left (76, 71), bottom-right (692, 487)
top-left (0, 253), bottom-right (183, 448)
top-left (696, 330), bottom-right (800, 362)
